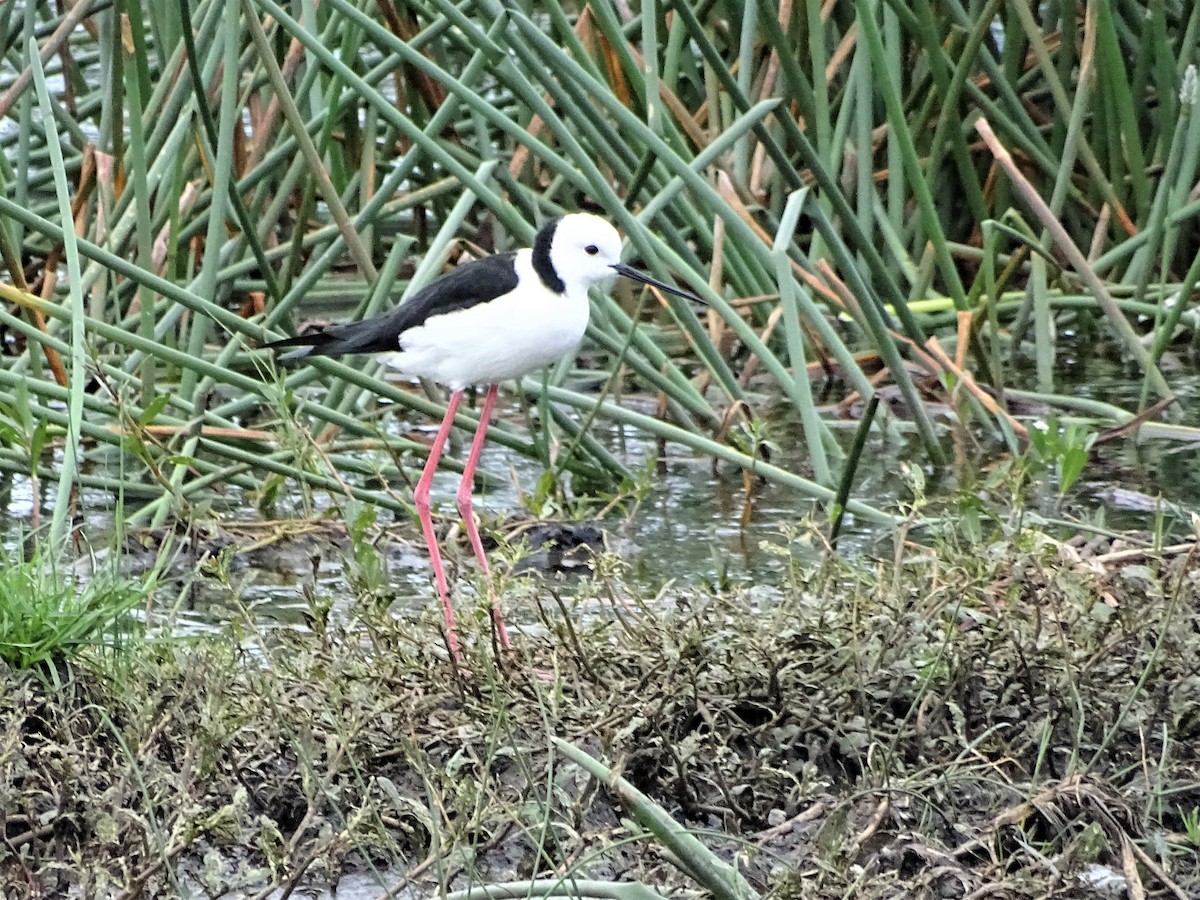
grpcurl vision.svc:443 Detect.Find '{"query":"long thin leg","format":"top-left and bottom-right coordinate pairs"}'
top-left (456, 384), bottom-right (511, 652)
top-left (414, 390), bottom-right (464, 665)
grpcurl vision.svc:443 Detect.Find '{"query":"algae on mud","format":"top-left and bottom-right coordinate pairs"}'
top-left (2, 526), bottom-right (1198, 899)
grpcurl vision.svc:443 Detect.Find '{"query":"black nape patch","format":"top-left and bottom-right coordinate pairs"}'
top-left (531, 219), bottom-right (566, 294)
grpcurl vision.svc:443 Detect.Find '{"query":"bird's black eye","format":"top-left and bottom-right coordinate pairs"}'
top-left (584, 244), bottom-right (599, 256)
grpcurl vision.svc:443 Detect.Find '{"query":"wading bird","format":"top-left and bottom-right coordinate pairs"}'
top-left (264, 213), bottom-right (697, 665)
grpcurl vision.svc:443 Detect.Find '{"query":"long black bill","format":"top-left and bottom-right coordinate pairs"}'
top-left (610, 262), bottom-right (702, 303)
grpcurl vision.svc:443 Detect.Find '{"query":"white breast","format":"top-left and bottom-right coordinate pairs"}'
top-left (385, 250), bottom-right (591, 391)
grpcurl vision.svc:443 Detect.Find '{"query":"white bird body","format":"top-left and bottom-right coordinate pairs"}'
top-left (387, 248), bottom-right (594, 390)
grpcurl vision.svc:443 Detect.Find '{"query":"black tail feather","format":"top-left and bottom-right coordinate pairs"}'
top-left (261, 332), bottom-right (324, 350)
top-left (260, 330), bottom-right (342, 363)
top-left (261, 313), bottom-right (403, 363)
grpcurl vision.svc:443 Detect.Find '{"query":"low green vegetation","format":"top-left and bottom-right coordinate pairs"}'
top-left (3, 521), bottom-right (1199, 897)
top-left (1, 0), bottom-right (1198, 523)
top-left (0, 544), bottom-right (152, 671)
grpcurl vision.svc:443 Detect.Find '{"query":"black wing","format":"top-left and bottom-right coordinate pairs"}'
top-left (262, 251), bottom-right (520, 360)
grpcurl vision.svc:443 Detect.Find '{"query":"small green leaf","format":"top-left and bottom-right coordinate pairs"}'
top-left (29, 420), bottom-right (50, 461)
top-left (138, 392), bottom-right (172, 426)
top-left (1058, 446), bottom-right (1089, 494)
top-left (959, 501), bottom-right (982, 544)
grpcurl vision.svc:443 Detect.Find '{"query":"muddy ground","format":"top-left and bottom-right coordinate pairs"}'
top-left (2, 524), bottom-right (1199, 899)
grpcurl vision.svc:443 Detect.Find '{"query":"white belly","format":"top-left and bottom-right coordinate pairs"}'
top-left (385, 268), bottom-right (590, 391)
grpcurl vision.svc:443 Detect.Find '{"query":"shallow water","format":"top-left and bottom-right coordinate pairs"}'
top-left (2, 356), bottom-right (1199, 637)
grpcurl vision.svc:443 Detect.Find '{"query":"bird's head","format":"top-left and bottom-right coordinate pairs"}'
top-left (547, 213), bottom-right (624, 292)
top-left (545, 213), bottom-right (699, 301)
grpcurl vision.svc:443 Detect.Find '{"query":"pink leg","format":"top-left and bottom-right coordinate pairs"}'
top-left (456, 384), bottom-right (512, 652)
top-left (415, 390), bottom-right (465, 665)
